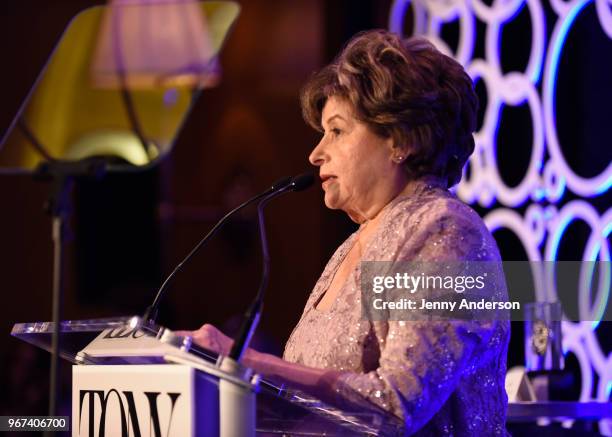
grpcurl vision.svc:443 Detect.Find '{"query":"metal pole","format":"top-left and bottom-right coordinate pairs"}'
top-left (48, 215), bottom-right (63, 419)
top-left (44, 173), bottom-right (73, 436)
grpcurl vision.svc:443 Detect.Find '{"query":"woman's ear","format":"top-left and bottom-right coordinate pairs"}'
top-left (390, 142), bottom-right (411, 164)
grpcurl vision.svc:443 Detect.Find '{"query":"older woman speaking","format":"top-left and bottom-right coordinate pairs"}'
top-left (184, 30), bottom-right (509, 436)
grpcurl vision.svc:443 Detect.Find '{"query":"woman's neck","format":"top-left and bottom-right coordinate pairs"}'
top-left (351, 175), bottom-right (446, 223)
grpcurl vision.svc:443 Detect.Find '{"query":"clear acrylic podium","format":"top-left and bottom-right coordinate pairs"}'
top-left (12, 316), bottom-right (403, 436)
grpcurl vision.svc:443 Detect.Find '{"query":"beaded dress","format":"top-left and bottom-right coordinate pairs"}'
top-left (283, 179), bottom-right (510, 436)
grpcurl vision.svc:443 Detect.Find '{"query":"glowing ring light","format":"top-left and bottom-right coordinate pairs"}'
top-left (490, 74), bottom-right (545, 207)
top-left (485, 0), bottom-right (546, 82)
top-left (543, 0), bottom-right (612, 197)
top-left (596, 0), bottom-right (612, 38)
top-left (471, 0), bottom-right (525, 24)
top-left (545, 201), bottom-right (610, 323)
top-left (543, 160), bottom-right (566, 202)
top-left (525, 204), bottom-right (547, 247)
top-left (389, 0), bottom-right (429, 35)
top-left (562, 323), bottom-right (594, 400)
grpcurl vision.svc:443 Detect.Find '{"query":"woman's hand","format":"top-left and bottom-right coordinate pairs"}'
top-left (175, 324), bottom-right (234, 356)
top-left (175, 323), bottom-right (343, 408)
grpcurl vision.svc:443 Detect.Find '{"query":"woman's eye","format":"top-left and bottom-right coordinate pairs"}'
top-left (330, 128), bottom-right (342, 136)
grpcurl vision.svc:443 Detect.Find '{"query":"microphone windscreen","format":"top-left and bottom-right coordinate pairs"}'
top-left (270, 176), bottom-right (293, 191)
top-left (290, 173), bottom-right (315, 191)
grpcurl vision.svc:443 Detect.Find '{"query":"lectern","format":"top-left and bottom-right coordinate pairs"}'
top-left (12, 316), bottom-right (404, 436)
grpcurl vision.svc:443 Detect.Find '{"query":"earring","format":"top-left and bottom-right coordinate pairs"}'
top-left (394, 156), bottom-right (404, 164)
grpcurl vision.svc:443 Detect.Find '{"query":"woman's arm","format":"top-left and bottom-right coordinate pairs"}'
top-left (319, 198), bottom-right (507, 429)
top-left (176, 323), bottom-right (344, 405)
top-left (181, 317), bottom-right (495, 433)
top-left (244, 347), bottom-right (344, 404)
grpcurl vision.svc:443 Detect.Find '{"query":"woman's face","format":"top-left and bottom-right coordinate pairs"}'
top-left (309, 96), bottom-right (405, 222)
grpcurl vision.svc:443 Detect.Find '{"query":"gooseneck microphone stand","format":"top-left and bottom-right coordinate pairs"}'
top-left (137, 173), bottom-right (312, 437)
top-left (229, 173), bottom-right (314, 362)
top-left (220, 173), bottom-right (313, 437)
top-left (142, 176), bottom-right (293, 326)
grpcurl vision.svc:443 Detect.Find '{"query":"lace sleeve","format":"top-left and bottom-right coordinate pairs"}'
top-left (331, 199), bottom-right (502, 432)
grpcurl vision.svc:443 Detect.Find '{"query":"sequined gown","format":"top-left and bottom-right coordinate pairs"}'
top-left (283, 180), bottom-right (510, 436)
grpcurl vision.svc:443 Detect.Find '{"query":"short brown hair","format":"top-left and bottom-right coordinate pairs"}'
top-left (300, 30), bottom-right (478, 187)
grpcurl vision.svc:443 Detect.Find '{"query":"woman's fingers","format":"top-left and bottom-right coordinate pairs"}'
top-left (172, 330), bottom-right (193, 337)
top-left (173, 324), bottom-right (232, 355)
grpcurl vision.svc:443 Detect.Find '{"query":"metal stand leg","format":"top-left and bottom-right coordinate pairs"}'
top-left (41, 171), bottom-right (75, 434)
top-left (48, 215), bottom-right (64, 419)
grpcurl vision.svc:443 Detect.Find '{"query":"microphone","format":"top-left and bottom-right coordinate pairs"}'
top-left (287, 172), bottom-right (315, 192)
top-left (142, 174), bottom-right (312, 325)
top-left (228, 172), bottom-right (314, 362)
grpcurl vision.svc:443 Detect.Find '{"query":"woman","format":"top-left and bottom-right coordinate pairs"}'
top-left (183, 30), bottom-right (509, 436)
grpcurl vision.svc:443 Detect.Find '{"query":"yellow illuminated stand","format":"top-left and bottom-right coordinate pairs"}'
top-left (0, 1), bottom-right (240, 418)
top-left (0, 1), bottom-right (239, 172)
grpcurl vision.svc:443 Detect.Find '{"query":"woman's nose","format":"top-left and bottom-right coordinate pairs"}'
top-left (309, 137), bottom-right (326, 166)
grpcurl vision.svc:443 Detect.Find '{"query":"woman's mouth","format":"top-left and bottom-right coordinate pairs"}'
top-left (320, 174), bottom-right (336, 189)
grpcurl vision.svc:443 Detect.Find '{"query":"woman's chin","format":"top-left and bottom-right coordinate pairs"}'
top-left (323, 193), bottom-right (341, 210)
